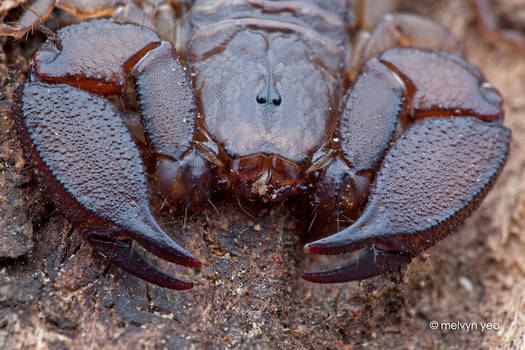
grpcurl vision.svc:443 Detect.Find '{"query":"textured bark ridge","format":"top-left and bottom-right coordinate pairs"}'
top-left (1, 1), bottom-right (525, 349)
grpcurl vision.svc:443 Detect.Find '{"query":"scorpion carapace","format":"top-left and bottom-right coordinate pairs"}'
top-left (10, 0), bottom-right (510, 289)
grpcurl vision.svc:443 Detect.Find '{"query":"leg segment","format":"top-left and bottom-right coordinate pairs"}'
top-left (0, 0), bottom-right (124, 38)
top-left (303, 48), bottom-right (510, 283)
top-left (0, 1), bottom-right (183, 40)
top-left (362, 14), bottom-right (460, 60)
top-left (56, 0), bottom-right (124, 18)
top-left (469, 0), bottom-right (525, 51)
top-left (353, 0), bottom-right (402, 31)
top-left (349, 11), bottom-right (459, 79)
top-left (0, 0), bottom-right (55, 38)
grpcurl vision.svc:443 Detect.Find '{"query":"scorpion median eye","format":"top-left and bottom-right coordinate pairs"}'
top-left (256, 84), bottom-right (282, 106)
top-left (270, 84), bottom-right (282, 106)
top-left (256, 93), bottom-right (268, 104)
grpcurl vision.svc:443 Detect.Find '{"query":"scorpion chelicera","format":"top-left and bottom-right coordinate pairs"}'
top-left (2, 0), bottom-right (511, 289)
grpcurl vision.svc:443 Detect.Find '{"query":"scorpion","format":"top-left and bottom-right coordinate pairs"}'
top-left (1, 0), bottom-right (517, 289)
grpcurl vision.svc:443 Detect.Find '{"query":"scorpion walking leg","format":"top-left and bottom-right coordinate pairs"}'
top-left (469, 0), bottom-right (525, 51)
top-left (0, 0), bottom-right (55, 38)
top-left (349, 7), bottom-right (460, 78)
top-left (0, 0), bottom-right (130, 38)
top-left (55, 0), bottom-right (123, 18)
top-left (303, 48), bottom-right (510, 283)
top-left (353, 0), bottom-right (402, 31)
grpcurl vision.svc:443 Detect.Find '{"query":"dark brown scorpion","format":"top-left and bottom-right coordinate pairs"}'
top-left (2, 0), bottom-right (511, 289)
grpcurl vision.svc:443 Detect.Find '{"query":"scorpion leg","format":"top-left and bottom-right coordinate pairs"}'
top-left (303, 48), bottom-right (510, 283)
top-left (0, 0), bottom-right (127, 38)
top-left (55, 0), bottom-right (125, 18)
top-left (19, 19), bottom-right (206, 289)
top-left (0, 0), bottom-right (180, 39)
top-left (349, 10), bottom-right (459, 79)
top-left (353, 0), bottom-right (402, 31)
top-left (57, 0), bottom-right (161, 33)
top-left (0, 0), bottom-right (55, 38)
top-left (469, 0), bottom-right (525, 51)
top-left (361, 13), bottom-right (460, 60)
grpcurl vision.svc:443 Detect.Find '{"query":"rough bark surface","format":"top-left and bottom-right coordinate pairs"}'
top-left (1, 1), bottom-right (525, 349)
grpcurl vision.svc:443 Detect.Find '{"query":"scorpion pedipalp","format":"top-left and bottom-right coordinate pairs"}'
top-left (302, 246), bottom-right (412, 283)
top-left (303, 117), bottom-right (509, 283)
top-left (88, 237), bottom-right (196, 290)
top-left (15, 81), bottom-right (200, 290)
